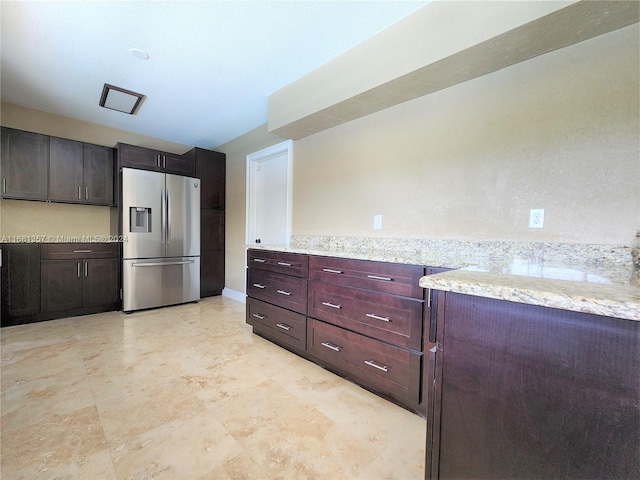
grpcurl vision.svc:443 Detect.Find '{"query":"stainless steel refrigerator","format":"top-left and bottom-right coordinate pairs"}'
top-left (121, 167), bottom-right (200, 312)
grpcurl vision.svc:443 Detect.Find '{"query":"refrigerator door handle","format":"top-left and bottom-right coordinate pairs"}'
top-left (132, 260), bottom-right (195, 267)
top-left (160, 188), bottom-right (166, 244)
top-left (167, 188), bottom-right (171, 244)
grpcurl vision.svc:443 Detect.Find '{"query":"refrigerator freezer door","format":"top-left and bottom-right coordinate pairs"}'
top-left (122, 257), bottom-right (200, 312)
top-left (122, 168), bottom-right (165, 259)
top-left (166, 174), bottom-right (200, 258)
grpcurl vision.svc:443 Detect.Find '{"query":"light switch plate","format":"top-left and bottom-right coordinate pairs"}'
top-left (373, 214), bottom-right (383, 230)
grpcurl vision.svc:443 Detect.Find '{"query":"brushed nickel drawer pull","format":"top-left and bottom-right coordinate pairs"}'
top-left (322, 301), bottom-right (341, 309)
top-left (277, 261), bottom-right (292, 266)
top-left (77, 262), bottom-right (81, 277)
top-left (322, 268), bottom-right (343, 274)
top-left (252, 313), bottom-right (266, 320)
top-left (277, 290), bottom-right (292, 296)
top-left (367, 275), bottom-right (393, 281)
top-left (73, 250), bottom-right (92, 253)
top-left (364, 360), bottom-right (389, 372)
top-left (321, 342), bottom-right (341, 352)
top-left (276, 323), bottom-right (292, 331)
top-left (366, 313), bottom-right (391, 322)
top-left (252, 283), bottom-right (266, 289)
top-left (253, 258), bottom-right (267, 263)
top-left (2, 177), bottom-right (6, 194)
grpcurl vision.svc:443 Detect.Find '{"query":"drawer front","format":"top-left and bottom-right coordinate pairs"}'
top-left (308, 281), bottom-right (423, 351)
top-left (247, 268), bottom-right (307, 314)
top-left (247, 249), bottom-right (308, 277)
top-left (246, 297), bottom-right (306, 351)
top-left (309, 256), bottom-right (424, 299)
top-left (40, 242), bottom-right (118, 260)
top-left (307, 318), bottom-right (420, 403)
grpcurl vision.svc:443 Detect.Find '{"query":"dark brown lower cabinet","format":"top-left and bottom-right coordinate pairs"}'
top-left (1, 244), bottom-right (41, 325)
top-left (200, 209), bottom-right (224, 297)
top-left (1, 243), bottom-right (119, 327)
top-left (426, 291), bottom-right (640, 480)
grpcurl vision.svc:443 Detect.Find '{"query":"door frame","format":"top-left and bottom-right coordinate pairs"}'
top-left (245, 140), bottom-right (293, 247)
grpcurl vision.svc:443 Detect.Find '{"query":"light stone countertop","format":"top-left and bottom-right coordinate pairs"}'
top-left (249, 240), bottom-right (639, 322)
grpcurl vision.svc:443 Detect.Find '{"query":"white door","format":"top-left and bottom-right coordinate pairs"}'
top-left (246, 140), bottom-right (293, 247)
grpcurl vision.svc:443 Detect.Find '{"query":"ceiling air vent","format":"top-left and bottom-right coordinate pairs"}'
top-left (99, 83), bottom-right (144, 115)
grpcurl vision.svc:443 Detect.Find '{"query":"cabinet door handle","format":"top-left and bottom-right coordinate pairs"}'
top-left (77, 262), bottom-right (81, 277)
top-left (163, 155), bottom-right (167, 169)
top-left (366, 313), bottom-right (391, 322)
top-left (78, 186), bottom-right (82, 200)
top-left (321, 341), bottom-right (341, 352)
top-left (367, 275), bottom-right (393, 281)
top-left (364, 360), bottom-right (389, 372)
top-left (276, 323), bottom-right (292, 331)
top-left (2, 177), bottom-right (6, 194)
top-left (156, 154), bottom-right (161, 168)
top-left (277, 261), bottom-right (292, 266)
top-left (252, 313), bottom-right (266, 320)
top-left (277, 290), bottom-right (292, 296)
top-left (252, 258), bottom-right (267, 263)
top-left (322, 268), bottom-right (343, 274)
top-left (252, 283), bottom-right (266, 289)
top-left (321, 301), bottom-right (341, 309)
top-left (84, 262), bottom-right (88, 277)
top-left (85, 186), bottom-right (88, 200)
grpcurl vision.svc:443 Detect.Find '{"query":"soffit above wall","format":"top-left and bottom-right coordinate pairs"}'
top-left (268, 1), bottom-right (640, 140)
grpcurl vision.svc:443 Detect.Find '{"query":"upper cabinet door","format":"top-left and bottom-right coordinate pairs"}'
top-left (83, 143), bottom-right (114, 205)
top-left (195, 148), bottom-right (225, 210)
top-left (117, 143), bottom-right (195, 176)
top-left (162, 151), bottom-right (195, 177)
top-left (49, 137), bottom-right (84, 203)
top-left (0, 127), bottom-right (49, 200)
top-left (118, 143), bottom-right (162, 172)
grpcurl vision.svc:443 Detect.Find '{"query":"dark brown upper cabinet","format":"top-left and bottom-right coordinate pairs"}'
top-left (193, 147), bottom-right (226, 209)
top-left (1, 127), bottom-right (49, 200)
top-left (117, 143), bottom-right (195, 177)
top-left (49, 137), bottom-right (114, 206)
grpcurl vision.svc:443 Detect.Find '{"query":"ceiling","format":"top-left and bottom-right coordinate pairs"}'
top-left (0, 1), bottom-right (429, 149)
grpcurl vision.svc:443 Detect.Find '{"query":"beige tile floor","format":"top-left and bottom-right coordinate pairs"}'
top-left (1, 296), bottom-right (426, 479)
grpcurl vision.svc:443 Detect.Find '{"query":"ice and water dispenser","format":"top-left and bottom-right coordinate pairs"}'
top-left (130, 207), bottom-right (152, 233)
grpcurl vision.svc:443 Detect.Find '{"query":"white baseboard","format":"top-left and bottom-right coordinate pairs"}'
top-left (222, 288), bottom-right (246, 304)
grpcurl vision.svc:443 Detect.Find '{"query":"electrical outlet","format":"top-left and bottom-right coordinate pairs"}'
top-left (529, 209), bottom-right (545, 229)
top-left (373, 214), bottom-right (383, 230)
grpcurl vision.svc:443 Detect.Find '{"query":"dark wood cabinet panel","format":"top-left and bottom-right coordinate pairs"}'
top-left (310, 256), bottom-right (425, 299)
top-left (427, 292), bottom-right (640, 480)
top-left (201, 250), bottom-right (224, 297)
top-left (248, 249), bottom-right (308, 277)
top-left (163, 151), bottom-right (195, 177)
top-left (83, 258), bottom-right (118, 308)
top-left (49, 137), bottom-right (84, 202)
top-left (1, 244), bottom-right (41, 324)
top-left (247, 268), bottom-right (308, 314)
top-left (201, 209), bottom-right (224, 251)
top-left (307, 318), bottom-right (421, 407)
top-left (247, 297), bottom-right (307, 352)
top-left (117, 143), bottom-right (161, 171)
top-left (117, 143), bottom-right (195, 176)
top-left (41, 260), bottom-right (84, 312)
top-left (83, 143), bottom-right (114, 205)
top-left (194, 148), bottom-right (225, 209)
top-left (308, 280), bottom-right (424, 351)
top-left (0, 127), bottom-right (49, 200)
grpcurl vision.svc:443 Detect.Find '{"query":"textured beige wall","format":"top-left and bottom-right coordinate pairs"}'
top-left (216, 124), bottom-right (285, 294)
top-left (0, 102), bottom-right (193, 239)
top-left (292, 24), bottom-right (639, 245)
